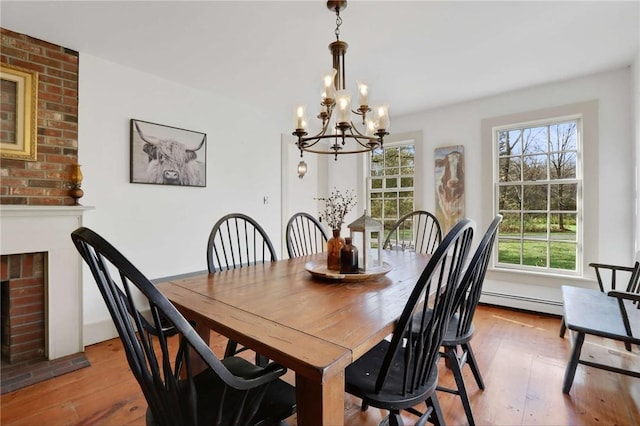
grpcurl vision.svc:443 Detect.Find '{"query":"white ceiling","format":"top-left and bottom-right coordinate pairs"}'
top-left (1, 1), bottom-right (639, 119)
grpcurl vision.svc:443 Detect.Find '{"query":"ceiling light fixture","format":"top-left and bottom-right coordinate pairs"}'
top-left (292, 0), bottom-right (390, 161)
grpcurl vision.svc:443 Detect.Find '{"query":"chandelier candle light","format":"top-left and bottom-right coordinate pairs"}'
top-left (293, 0), bottom-right (390, 161)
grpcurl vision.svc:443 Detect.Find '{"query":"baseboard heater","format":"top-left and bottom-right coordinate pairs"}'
top-left (481, 291), bottom-right (562, 307)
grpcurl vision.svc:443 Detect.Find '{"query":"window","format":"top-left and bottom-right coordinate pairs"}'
top-left (369, 142), bottom-right (416, 240)
top-left (494, 118), bottom-right (581, 274)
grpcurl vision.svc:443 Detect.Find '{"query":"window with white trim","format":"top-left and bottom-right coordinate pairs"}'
top-left (494, 117), bottom-right (582, 274)
top-left (368, 142), bottom-right (415, 240)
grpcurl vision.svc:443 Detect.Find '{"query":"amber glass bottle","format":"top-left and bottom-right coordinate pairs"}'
top-left (340, 237), bottom-right (359, 274)
top-left (327, 229), bottom-right (345, 271)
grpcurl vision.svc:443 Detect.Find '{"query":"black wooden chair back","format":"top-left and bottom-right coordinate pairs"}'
top-left (451, 214), bottom-right (503, 339)
top-left (383, 210), bottom-right (442, 255)
top-left (590, 254), bottom-right (640, 294)
top-left (435, 214), bottom-right (502, 426)
top-left (71, 227), bottom-right (295, 426)
top-left (285, 212), bottom-right (328, 258)
top-left (207, 213), bottom-right (277, 273)
top-left (345, 218), bottom-right (475, 425)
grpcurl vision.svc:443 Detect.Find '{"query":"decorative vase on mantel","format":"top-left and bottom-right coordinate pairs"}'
top-left (327, 229), bottom-right (345, 271)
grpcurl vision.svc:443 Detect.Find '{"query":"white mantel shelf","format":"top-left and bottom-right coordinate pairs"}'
top-left (1, 204), bottom-right (94, 360)
top-left (0, 205), bottom-right (94, 217)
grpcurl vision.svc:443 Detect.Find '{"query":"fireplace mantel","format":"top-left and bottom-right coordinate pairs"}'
top-left (1, 205), bottom-right (94, 360)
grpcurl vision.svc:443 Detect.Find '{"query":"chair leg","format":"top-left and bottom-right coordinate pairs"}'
top-left (426, 394), bottom-right (445, 426)
top-left (563, 331), bottom-right (585, 394)
top-left (559, 318), bottom-right (567, 338)
top-left (388, 410), bottom-right (404, 426)
top-left (463, 343), bottom-right (485, 391)
top-left (446, 346), bottom-right (475, 426)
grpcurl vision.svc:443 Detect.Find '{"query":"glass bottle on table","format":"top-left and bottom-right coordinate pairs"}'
top-left (327, 229), bottom-right (345, 271)
top-left (340, 237), bottom-right (359, 274)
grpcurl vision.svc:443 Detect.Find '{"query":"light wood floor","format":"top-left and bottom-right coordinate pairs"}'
top-left (1, 304), bottom-right (638, 425)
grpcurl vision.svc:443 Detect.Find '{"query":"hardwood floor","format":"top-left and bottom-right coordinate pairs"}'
top-left (1, 304), bottom-right (638, 425)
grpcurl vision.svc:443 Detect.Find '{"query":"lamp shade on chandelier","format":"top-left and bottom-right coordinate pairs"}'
top-left (293, 0), bottom-right (390, 161)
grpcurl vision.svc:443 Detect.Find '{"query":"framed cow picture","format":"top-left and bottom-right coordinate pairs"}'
top-left (130, 119), bottom-right (206, 187)
top-left (434, 145), bottom-right (464, 233)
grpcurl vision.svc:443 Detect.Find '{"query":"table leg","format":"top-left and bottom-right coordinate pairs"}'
top-left (295, 370), bottom-right (345, 425)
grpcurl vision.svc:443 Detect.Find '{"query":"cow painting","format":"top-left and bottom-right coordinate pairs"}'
top-left (435, 146), bottom-right (465, 233)
top-left (130, 120), bottom-right (206, 187)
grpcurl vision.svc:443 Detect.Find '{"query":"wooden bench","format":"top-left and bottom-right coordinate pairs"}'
top-left (560, 258), bottom-right (640, 394)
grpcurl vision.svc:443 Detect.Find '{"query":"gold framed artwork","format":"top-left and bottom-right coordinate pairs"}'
top-left (0, 63), bottom-right (38, 161)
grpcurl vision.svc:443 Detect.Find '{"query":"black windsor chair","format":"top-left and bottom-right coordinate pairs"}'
top-left (431, 214), bottom-right (502, 426)
top-left (345, 218), bottom-right (476, 426)
top-left (207, 213), bottom-right (277, 365)
top-left (71, 227), bottom-right (296, 426)
top-left (383, 210), bottom-right (442, 255)
top-left (285, 212), bottom-right (328, 258)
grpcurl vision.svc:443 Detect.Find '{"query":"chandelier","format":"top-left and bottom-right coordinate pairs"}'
top-left (292, 0), bottom-right (390, 162)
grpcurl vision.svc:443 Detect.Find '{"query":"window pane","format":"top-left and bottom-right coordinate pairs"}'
top-left (370, 199), bottom-right (382, 217)
top-left (550, 151), bottom-right (576, 179)
top-left (371, 178), bottom-right (382, 189)
top-left (551, 213), bottom-right (576, 241)
top-left (384, 199), bottom-right (398, 218)
top-left (399, 199), bottom-right (413, 216)
top-left (498, 157), bottom-right (521, 182)
top-left (386, 177), bottom-right (398, 189)
top-left (550, 122), bottom-right (577, 151)
top-left (498, 129), bottom-right (523, 155)
top-left (499, 185), bottom-right (521, 210)
top-left (385, 148), bottom-right (399, 167)
top-left (523, 126), bottom-right (548, 154)
top-left (399, 191), bottom-right (413, 198)
top-left (523, 184), bottom-right (547, 210)
top-left (498, 238), bottom-right (520, 265)
top-left (550, 183), bottom-right (577, 210)
top-left (523, 213), bottom-right (547, 237)
top-left (370, 192), bottom-right (382, 199)
top-left (400, 177), bottom-right (414, 188)
top-left (550, 242), bottom-right (577, 270)
top-left (522, 154), bottom-right (547, 180)
top-left (522, 240), bottom-right (548, 267)
top-left (500, 213), bottom-right (522, 235)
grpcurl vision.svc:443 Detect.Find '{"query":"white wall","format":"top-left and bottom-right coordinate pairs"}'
top-left (388, 68), bottom-right (635, 314)
top-left (633, 49), bottom-right (640, 255)
top-left (79, 54), bottom-right (284, 344)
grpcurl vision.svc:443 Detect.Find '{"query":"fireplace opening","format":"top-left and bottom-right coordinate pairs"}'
top-left (1, 253), bottom-right (46, 365)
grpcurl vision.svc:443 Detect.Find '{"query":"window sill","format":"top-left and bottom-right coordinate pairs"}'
top-left (485, 267), bottom-right (596, 289)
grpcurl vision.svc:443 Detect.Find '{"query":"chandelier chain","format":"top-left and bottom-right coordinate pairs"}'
top-left (335, 10), bottom-right (342, 40)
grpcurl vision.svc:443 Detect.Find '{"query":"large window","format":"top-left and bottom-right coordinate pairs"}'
top-left (369, 142), bottom-right (415, 240)
top-left (495, 118), bottom-right (581, 274)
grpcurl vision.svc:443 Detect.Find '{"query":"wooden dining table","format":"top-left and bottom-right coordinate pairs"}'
top-left (155, 250), bottom-right (430, 425)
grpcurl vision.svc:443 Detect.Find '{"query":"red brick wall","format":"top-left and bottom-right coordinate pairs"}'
top-left (1, 28), bottom-right (79, 205)
top-left (1, 253), bottom-right (45, 363)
